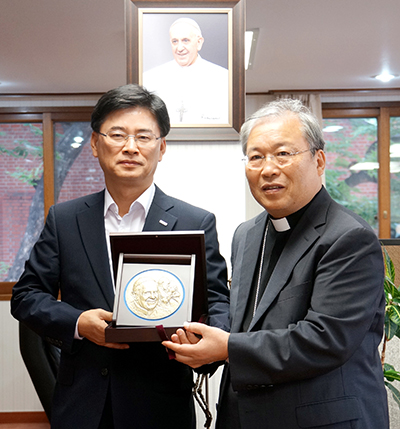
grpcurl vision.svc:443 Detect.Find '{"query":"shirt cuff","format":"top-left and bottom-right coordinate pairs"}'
top-left (74, 317), bottom-right (84, 340)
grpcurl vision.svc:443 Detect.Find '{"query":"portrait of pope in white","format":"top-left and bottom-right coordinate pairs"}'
top-left (142, 13), bottom-right (230, 126)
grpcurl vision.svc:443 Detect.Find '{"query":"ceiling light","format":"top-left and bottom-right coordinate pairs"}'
top-left (374, 72), bottom-right (397, 83)
top-left (245, 29), bottom-right (259, 70)
top-left (323, 125), bottom-right (343, 133)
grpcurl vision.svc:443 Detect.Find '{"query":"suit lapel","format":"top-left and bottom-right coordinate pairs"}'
top-left (249, 188), bottom-right (331, 331)
top-left (76, 191), bottom-right (115, 309)
top-left (231, 213), bottom-right (268, 333)
top-left (143, 186), bottom-right (177, 232)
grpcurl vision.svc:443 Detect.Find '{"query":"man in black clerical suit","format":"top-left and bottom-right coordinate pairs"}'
top-left (11, 84), bottom-right (229, 429)
top-left (163, 99), bottom-right (389, 429)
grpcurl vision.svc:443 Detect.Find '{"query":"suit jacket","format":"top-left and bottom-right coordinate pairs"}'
top-left (219, 187), bottom-right (388, 429)
top-left (11, 186), bottom-right (229, 429)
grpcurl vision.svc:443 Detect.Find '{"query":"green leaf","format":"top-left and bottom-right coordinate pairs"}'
top-left (385, 316), bottom-right (399, 340)
top-left (386, 304), bottom-right (400, 320)
top-left (384, 363), bottom-right (396, 371)
top-left (385, 381), bottom-right (400, 408)
top-left (382, 246), bottom-right (396, 284)
top-left (388, 305), bottom-right (400, 325)
top-left (384, 368), bottom-right (400, 382)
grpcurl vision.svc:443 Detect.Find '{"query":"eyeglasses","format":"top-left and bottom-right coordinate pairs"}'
top-left (98, 131), bottom-right (162, 146)
top-left (244, 149), bottom-right (311, 169)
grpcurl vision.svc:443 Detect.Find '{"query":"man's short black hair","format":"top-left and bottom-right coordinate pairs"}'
top-left (91, 84), bottom-right (170, 137)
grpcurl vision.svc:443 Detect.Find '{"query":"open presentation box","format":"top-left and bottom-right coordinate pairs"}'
top-left (105, 231), bottom-right (207, 342)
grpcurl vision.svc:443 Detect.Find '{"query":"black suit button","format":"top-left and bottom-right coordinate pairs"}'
top-left (246, 384), bottom-right (257, 390)
top-left (101, 368), bottom-right (109, 376)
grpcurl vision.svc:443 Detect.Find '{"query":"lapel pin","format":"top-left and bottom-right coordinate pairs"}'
top-left (159, 219), bottom-right (168, 226)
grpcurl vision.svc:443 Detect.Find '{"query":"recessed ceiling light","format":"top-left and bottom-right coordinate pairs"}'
top-left (374, 72), bottom-right (397, 83)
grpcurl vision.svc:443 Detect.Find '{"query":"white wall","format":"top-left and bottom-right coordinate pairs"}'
top-left (155, 140), bottom-right (246, 268)
top-left (0, 301), bottom-right (42, 411)
top-left (155, 139), bottom-right (245, 428)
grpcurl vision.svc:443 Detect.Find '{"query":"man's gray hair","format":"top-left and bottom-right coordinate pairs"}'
top-left (240, 98), bottom-right (325, 155)
top-left (170, 18), bottom-right (202, 37)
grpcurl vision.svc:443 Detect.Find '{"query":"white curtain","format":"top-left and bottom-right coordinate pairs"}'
top-left (276, 93), bottom-right (322, 127)
top-left (246, 93), bottom-right (322, 126)
top-left (276, 93), bottom-right (325, 185)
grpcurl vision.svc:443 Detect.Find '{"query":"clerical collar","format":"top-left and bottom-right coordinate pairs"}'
top-left (269, 186), bottom-right (324, 232)
top-left (270, 217), bottom-right (290, 231)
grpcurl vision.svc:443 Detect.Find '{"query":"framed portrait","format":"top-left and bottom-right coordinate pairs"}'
top-left (126, 0), bottom-right (245, 140)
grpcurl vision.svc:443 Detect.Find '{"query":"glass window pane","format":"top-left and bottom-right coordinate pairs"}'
top-left (390, 117), bottom-right (400, 237)
top-left (0, 123), bottom-right (44, 281)
top-left (323, 118), bottom-right (378, 234)
top-left (54, 122), bottom-right (105, 203)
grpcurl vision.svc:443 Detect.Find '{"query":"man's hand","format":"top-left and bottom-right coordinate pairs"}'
top-left (162, 322), bottom-right (229, 368)
top-left (78, 309), bottom-right (129, 350)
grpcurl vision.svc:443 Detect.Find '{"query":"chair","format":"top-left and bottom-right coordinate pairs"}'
top-left (19, 322), bottom-right (60, 421)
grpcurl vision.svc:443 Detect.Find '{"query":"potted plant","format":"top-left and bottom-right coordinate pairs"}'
top-left (382, 246), bottom-right (400, 406)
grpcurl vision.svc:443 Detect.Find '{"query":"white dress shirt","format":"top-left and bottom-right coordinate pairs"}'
top-left (104, 183), bottom-right (155, 282)
top-left (75, 184), bottom-right (155, 339)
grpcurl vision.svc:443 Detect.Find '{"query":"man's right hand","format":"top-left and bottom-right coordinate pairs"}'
top-left (78, 309), bottom-right (129, 350)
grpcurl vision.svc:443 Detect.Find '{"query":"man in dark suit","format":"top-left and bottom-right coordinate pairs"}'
top-left (11, 84), bottom-right (229, 429)
top-left (163, 99), bottom-right (389, 428)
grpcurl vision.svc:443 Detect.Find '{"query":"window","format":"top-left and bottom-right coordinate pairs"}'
top-left (54, 122), bottom-right (104, 203)
top-left (323, 105), bottom-right (400, 238)
top-left (323, 117), bottom-right (378, 234)
top-left (0, 108), bottom-right (92, 293)
top-left (0, 123), bottom-right (44, 282)
top-left (390, 117), bottom-right (400, 237)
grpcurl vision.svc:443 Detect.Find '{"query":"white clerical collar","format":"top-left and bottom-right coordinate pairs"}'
top-left (270, 217), bottom-right (290, 232)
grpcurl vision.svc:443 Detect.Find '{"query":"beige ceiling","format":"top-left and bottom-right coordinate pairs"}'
top-left (1, 0), bottom-right (399, 95)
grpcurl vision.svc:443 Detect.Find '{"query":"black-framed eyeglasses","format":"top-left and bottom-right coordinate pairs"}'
top-left (98, 131), bottom-right (162, 146)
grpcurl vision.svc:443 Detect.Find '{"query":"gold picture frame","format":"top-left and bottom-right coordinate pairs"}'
top-left (126, 0), bottom-right (245, 140)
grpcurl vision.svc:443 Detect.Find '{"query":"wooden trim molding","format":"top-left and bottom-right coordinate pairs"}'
top-left (247, 87), bottom-right (400, 95)
top-left (0, 412), bottom-right (48, 423)
top-left (0, 282), bottom-right (14, 301)
top-left (43, 113), bottom-right (55, 217)
top-left (378, 107), bottom-right (391, 238)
